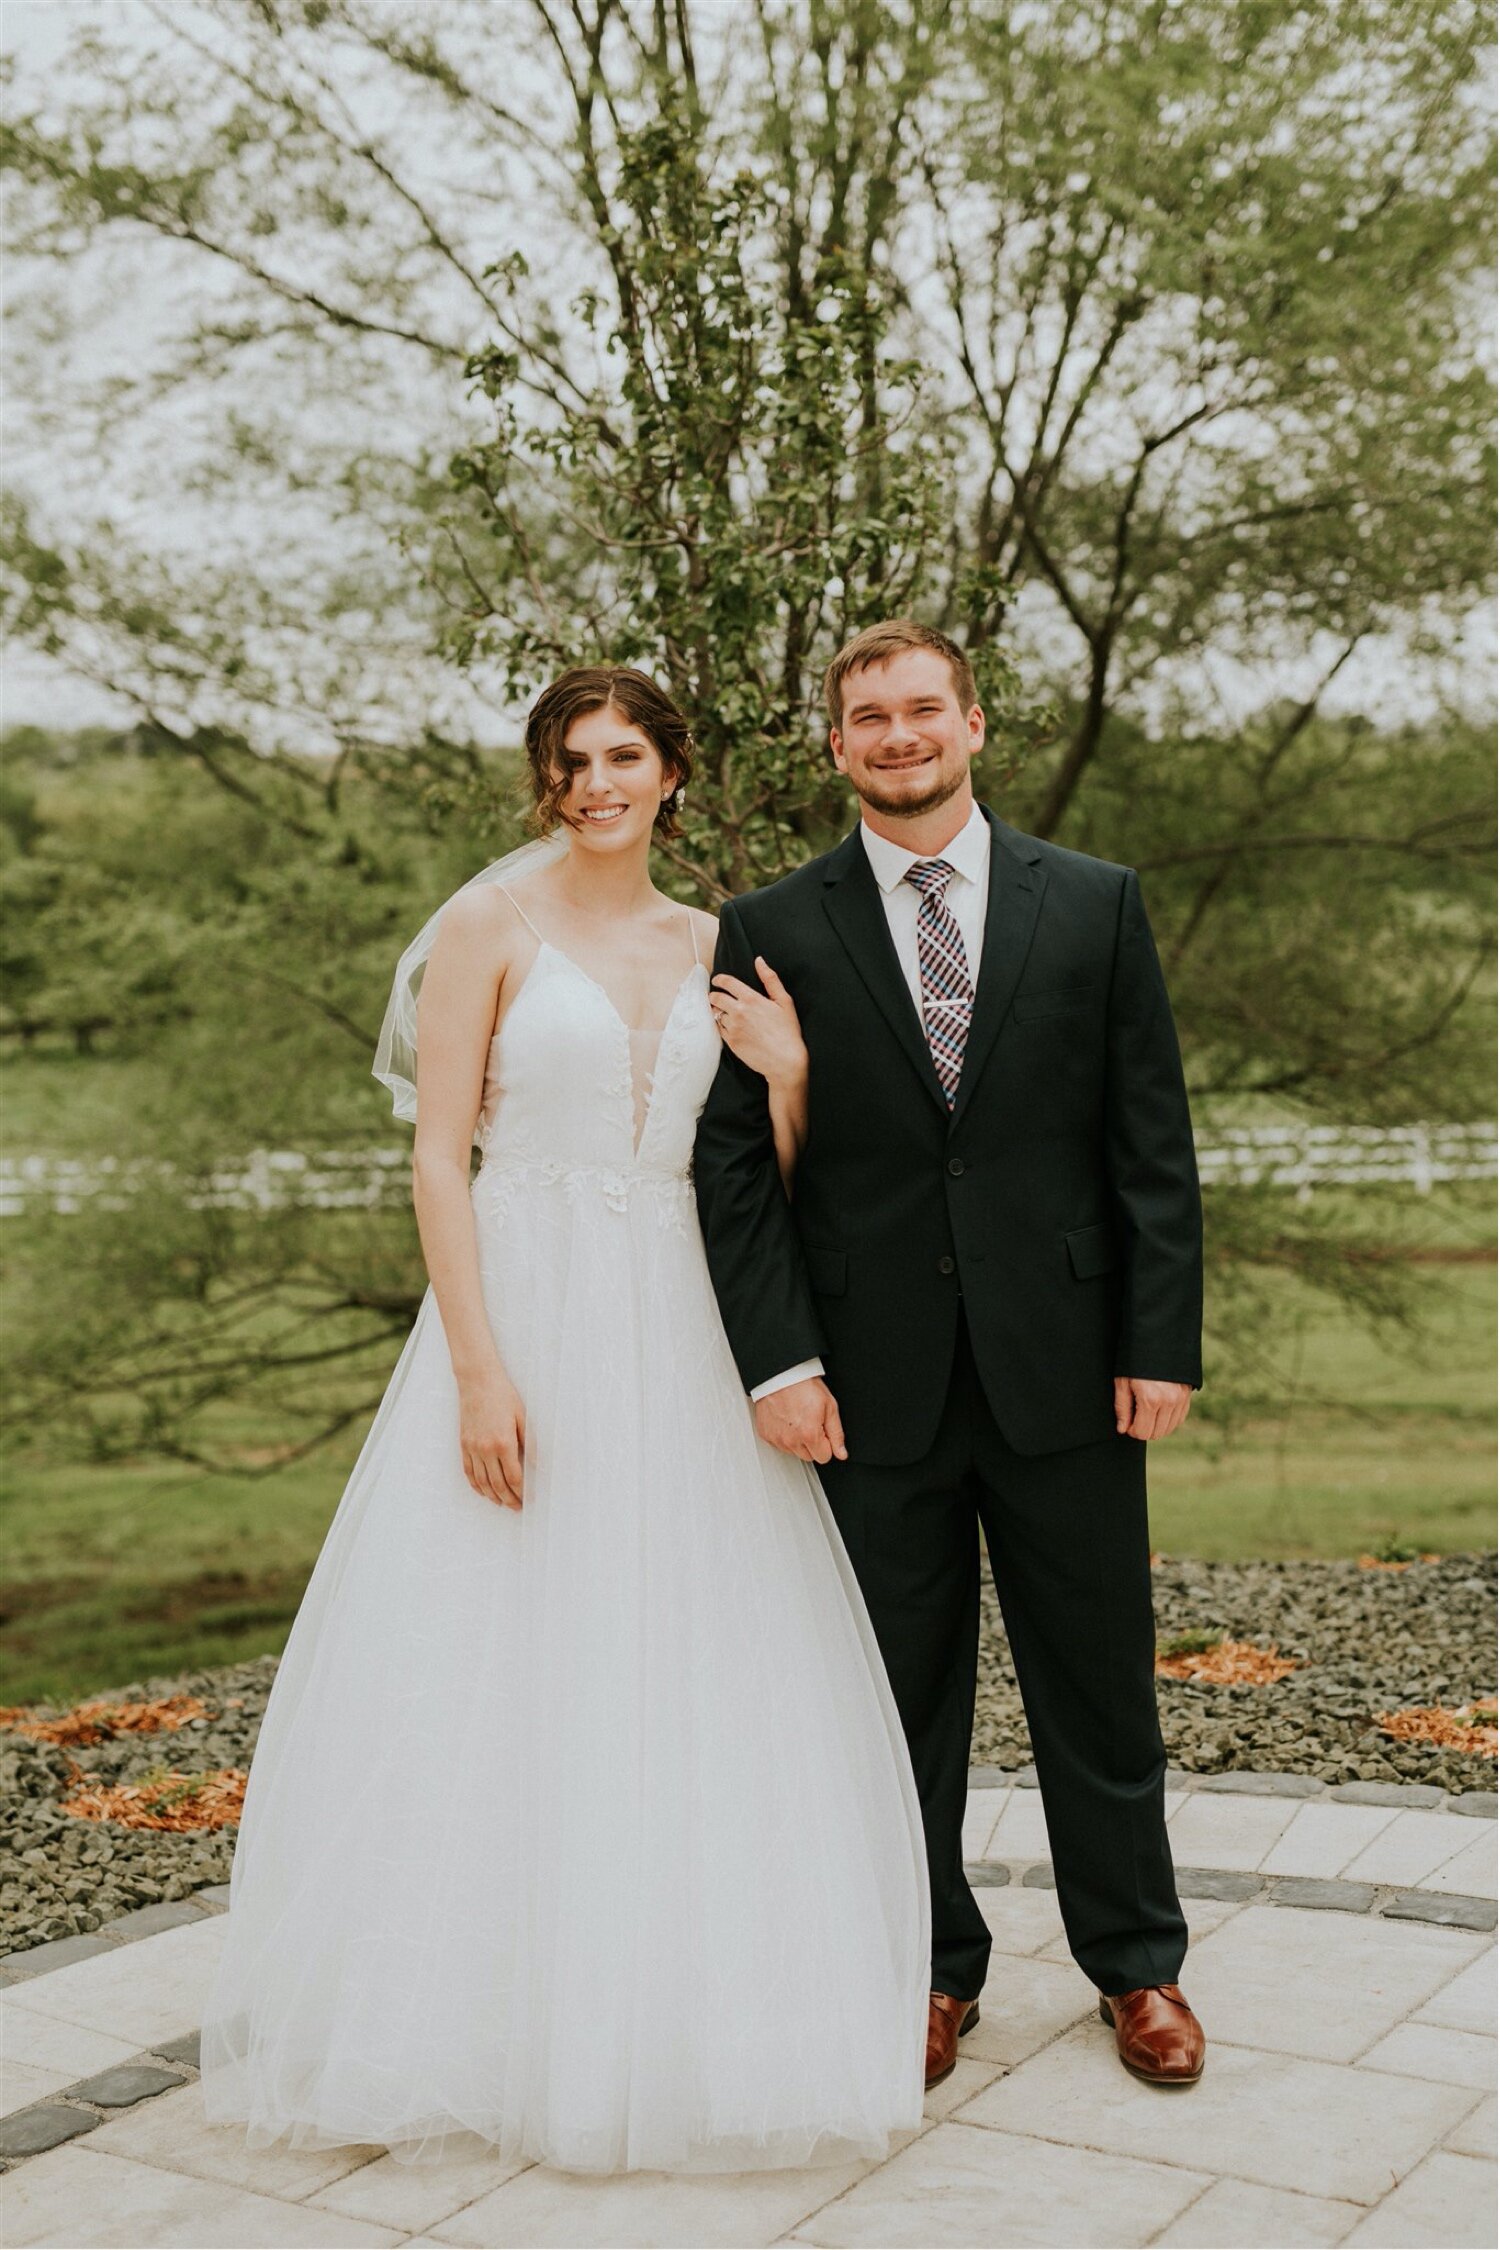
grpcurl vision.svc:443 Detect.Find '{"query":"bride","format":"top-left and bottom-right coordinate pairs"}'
top-left (198, 664), bottom-right (929, 2174)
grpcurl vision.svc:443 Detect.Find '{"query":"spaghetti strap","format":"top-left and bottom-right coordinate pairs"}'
top-left (686, 909), bottom-right (700, 970)
top-left (499, 887), bottom-right (544, 942)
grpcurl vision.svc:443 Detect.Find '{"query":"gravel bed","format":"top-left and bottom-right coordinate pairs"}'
top-left (978, 1552), bottom-right (1496, 1792)
top-left (1, 1656), bottom-right (277, 1957)
top-left (2, 1556), bottom-right (1494, 1956)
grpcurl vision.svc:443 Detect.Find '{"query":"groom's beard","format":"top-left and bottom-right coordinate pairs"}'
top-left (851, 756), bottom-right (970, 823)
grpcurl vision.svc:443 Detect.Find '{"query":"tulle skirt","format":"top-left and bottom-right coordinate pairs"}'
top-left (198, 1164), bottom-right (929, 2173)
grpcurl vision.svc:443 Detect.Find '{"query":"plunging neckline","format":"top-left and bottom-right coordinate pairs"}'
top-left (523, 939), bottom-right (707, 1159)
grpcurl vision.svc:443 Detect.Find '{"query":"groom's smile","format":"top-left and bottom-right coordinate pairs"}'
top-left (828, 646), bottom-right (985, 828)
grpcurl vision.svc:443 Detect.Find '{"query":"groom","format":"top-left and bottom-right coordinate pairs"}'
top-left (694, 620), bottom-right (1206, 2091)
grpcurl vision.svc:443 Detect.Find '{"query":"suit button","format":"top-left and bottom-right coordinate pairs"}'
top-left (947, 1157), bottom-right (965, 1177)
top-left (938, 1254), bottom-right (956, 1276)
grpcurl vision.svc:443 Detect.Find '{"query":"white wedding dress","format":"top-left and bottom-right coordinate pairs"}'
top-left (198, 893), bottom-right (929, 2174)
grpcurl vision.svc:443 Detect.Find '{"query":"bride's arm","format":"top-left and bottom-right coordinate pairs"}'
top-left (411, 889), bottom-right (527, 1511)
top-left (709, 956), bottom-right (808, 1198)
top-left (767, 1077), bottom-right (808, 1199)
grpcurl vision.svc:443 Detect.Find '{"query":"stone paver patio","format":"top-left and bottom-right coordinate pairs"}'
top-left (1, 1776), bottom-right (1494, 2248)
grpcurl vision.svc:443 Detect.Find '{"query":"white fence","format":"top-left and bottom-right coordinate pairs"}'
top-left (0, 1146), bottom-right (410, 1219)
top-left (1194, 1121), bottom-right (1497, 1197)
top-left (2, 1123), bottom-right (1494, 1218)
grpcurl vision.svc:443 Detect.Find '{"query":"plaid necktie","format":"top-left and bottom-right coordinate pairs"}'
top-left (903, 858), bottom-right (973, 1109)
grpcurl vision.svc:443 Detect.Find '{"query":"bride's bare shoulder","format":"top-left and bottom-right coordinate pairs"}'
top-left (432, 882), bottom-right (535, 964)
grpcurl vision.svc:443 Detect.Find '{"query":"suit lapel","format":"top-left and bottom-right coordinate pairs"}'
top-left (821, 830), bottom-right (949, 1117)
top-left (949, 807), bottom-right (1047, 1130)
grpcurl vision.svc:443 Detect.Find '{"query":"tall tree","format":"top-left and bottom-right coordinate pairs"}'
top-left (918, 0), bottom-right (1493, 839)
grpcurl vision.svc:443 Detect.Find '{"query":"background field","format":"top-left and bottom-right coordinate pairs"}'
top-left (3, 1100), bottom-right (1492, 1705)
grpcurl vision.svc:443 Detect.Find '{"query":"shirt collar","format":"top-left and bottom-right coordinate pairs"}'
top-left (859, 800), bottom-right (991, 895)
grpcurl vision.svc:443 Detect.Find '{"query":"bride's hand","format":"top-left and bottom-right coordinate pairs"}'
top-left (710, 957), bottom-right (807, 1091)
top-left (457, 1363), bottom-right (527, 1510)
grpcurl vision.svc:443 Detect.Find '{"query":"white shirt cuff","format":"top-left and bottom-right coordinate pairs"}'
top-left (749, 1358), bottom-right (825, 1402)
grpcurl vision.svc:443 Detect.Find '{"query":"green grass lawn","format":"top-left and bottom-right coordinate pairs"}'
top-left (0, 1443), bottom-right (366, 1707)
top-left (2, 1255), bottom-right (1493, 1706)
top-left (4, 1058), bottom-right (1494, 1701)
top-left (1150, 1262), bottom-right (1495, 1561)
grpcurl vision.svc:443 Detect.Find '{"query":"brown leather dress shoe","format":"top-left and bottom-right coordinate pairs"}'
top-left (1098, 1983), bottom-right (1205, 2085)
top-left (925, 1990), bottom-right (981, 2088)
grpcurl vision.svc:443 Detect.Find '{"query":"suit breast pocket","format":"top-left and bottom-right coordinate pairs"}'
top-left (1012, 983), bottom-right (1099, 1023)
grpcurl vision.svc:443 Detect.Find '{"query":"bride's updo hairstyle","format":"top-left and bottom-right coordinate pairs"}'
top-left (525, 666), bottom-right (695, 841)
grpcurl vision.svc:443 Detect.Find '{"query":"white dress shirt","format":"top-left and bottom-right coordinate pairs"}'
top-left (749, 804), bottom-right (992, 1403)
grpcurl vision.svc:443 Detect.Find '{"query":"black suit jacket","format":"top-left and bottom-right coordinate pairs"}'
top-left (693, 804), bottom-right (1203, 1464)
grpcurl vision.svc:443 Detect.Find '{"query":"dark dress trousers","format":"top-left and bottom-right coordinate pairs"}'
top-left (693, 804), bottom-right (1202, 1999)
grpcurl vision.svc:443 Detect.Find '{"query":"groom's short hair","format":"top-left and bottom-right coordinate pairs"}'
top-left (824, 620), bottom-right (978, 729)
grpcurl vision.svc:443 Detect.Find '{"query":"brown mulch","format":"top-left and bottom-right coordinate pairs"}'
top-left (1377, 1704), bottom-right (1498, 1757)
top-left (0, 1695), bottom-right (213, 1747)
top-left (0, 1694), bottom-right (251, 1834)
top-left (1154, 1638), bottom-right (1301, 1686)
top-left (1358, 1555), bottom-right (1441, 1572)
top-left (59, 1764), bottom-right (248, 1832)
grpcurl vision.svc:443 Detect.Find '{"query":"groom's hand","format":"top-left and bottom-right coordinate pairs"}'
top-left (1114, 1377), bottom-right (1193, 1441)
top-left (754, 1377), bottom-right (849, 1464)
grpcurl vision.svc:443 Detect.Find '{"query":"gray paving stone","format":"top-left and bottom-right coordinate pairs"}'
top-left (0, 1931), bottom-right (119, 1981)
top-left (151, 2028), bottom-right (202, 2069)
top-left (1359, 2022), bottom-right (1497, 2090)
top-left (66, 2062), bottom-right (186, 2107)
top-left (1170, 1792), bottom-right (1300, 1870)
top-left (1331, 1780), bottom-right (1446, 1809)
top-left (987, 1798), bottom-right (1050, 1859)
top-left (1021, 1862), bottom-right (1057, 1888)
top-left (967, 1765), bottom-right (1009, 1789)
top-left (0, 1914), bottom-right (222, 2050)
top-left (1453, 1792), bottom-right (1498, 1819)
top-left (788, 2116), bottom-right (1209, 2245)
top-left (1185, 1904), bottom-right (1492, 2068)
top-left (102, 1900), bottom-right (208, 1941)
top-left (1446, 2093), bottom-right (1497, 2160)
top-left (963, 1861), bottom-right (1012, 1888)
top-left (1268, 1877), bottom-right (1378, 1913)
top-left (1195, 1770), bottom-right (1325, 1798)
top-left (4, 2142), bottom-right (408, 2246)
top-left (85, 2080), bottom-right (384, 2201)
top-left (0, 2104), bottom-right (99, 2159)
top-left (1383, 1890), bottom-right (1497, 1931)
top-left (956, 2030), bottom-right (1475, 2205)
top-left (1175, 1867), bottom-right (1263, 1901)
top-left (192, 1883), bottom-right (234, 1910)
top-left (1344, 2147), bottom-right (1497, 2246)
top-left (1011, 1765), bottom-right (1041, 1788)
top-left (307, 2145), bottom-right (532, 2233)
top-left (1154, 2179), bottom-right (1363, 2247)
top-left (1416, 1952), bottom-right (1499, 2037)
top-left (1163, 1767), bottom-right (1200, 1790)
